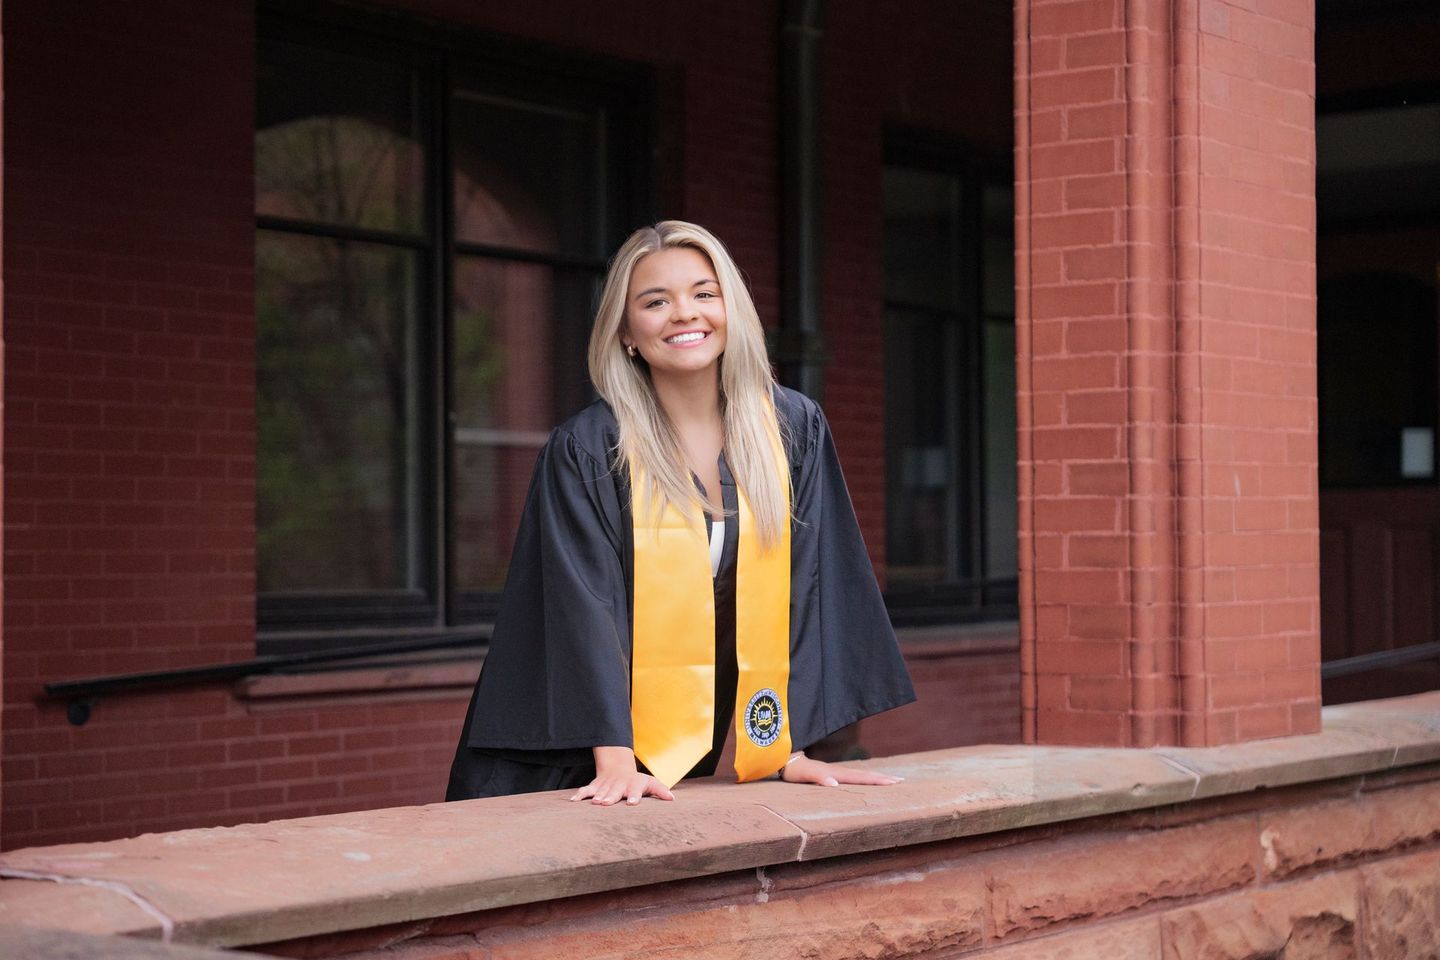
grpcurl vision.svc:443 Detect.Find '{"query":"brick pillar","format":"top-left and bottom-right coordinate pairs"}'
top-left (1015, 0), bottom-right (1319, 746)
top-left (0, 0), bottom-right (7, 831)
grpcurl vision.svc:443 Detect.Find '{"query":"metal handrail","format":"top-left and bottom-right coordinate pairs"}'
top-left (45, 631), bottom-right (488, 726)
top-left (1320, 640), bottom-right (1440, 679)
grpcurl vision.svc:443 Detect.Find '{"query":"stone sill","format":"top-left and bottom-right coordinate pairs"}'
top-left (2, 691), bottom-right (1436, 948)
top-left (235, 624), bottom-right (1017, 701)
top-left (237, 657), bottom-right (481, 702)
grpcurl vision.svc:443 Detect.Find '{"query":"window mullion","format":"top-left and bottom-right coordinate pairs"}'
top-left (943, 319), bottom-right (964, 585)
top-left (963, 171), bottom-right (987, 602)
top-left (433, 48), bottom-right (456, 629)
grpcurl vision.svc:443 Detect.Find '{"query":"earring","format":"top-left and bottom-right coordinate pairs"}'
top-left (626, 343), bottom-right (637, 358)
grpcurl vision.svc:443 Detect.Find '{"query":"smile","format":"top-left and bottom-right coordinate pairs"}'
top-left (664, 331), bottom-right (709, 345)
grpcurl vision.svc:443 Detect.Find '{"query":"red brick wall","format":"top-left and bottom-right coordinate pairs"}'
top-left (1017, 0), bottom-right (1169, 746)
top-left (2, 0), bottom-right (260, 846)
top-left (1016, 0), bottom-right (1319, 747)
top-left (0, 0), bottom-right (7, 825)
top-left (863, 639), bottom-right (1023, 756)
top-left (1181, 0), bottom-right (1319, 743)
top-left (2, 0), bottom-right (1015, 848)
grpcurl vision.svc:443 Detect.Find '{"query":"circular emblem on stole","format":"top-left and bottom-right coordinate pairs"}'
top-left (743, 688), bottom-right (784, 748)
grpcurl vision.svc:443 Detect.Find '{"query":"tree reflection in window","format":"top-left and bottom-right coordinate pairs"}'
top-left (254, 23), bottom-right (632, 633)
top-left (256, 40), bottom-right (427, 600)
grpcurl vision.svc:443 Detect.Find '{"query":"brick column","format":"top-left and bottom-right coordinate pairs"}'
top-left (1015, 0), bottom-right (1319, 746)
top-left (0, 0), bottom-right (7, 831)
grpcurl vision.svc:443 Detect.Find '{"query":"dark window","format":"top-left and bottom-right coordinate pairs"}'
top-left (1316, 97), bottom-right (1440, 488)
top-left (1315, 0), bottom-right (1440, 703)
top-left (882, 135), bottom-right (1017, 624)
top-left (255, 8), bottom-right (651, 650)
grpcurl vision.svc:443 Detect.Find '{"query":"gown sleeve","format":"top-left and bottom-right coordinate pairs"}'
top-left (781, 388), bottom-right (917, 750)
top-left (457, 426), bottom-right (634, 754)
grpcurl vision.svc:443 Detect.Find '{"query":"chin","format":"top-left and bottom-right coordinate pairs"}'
top-left (653, 355), bottom-right (722, 377)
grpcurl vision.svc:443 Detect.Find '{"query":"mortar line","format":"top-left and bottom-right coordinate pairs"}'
top-left (0, 868), bottom-right (177, 942)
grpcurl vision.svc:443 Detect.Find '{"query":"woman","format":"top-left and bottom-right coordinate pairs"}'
top-left (447, 220), bottom-right (915, 807)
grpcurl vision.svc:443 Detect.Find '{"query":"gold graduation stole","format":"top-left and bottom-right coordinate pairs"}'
top-left (630, 423), bottom-right (792, 788)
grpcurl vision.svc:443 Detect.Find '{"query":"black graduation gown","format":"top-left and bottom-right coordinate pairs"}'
top-left (445, 385), bottom-right (916, 800)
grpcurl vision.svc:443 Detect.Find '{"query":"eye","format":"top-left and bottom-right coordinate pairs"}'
top-left (644, 298), bottom-right (667, 309)
top-left (696, 291), bottom-right (716, 299)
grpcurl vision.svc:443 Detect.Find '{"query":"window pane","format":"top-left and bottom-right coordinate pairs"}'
top-left (1319, 271), bottom-right (1437, 486)
top-left (257, 231), bottom-right (424, 593)
top-left (984, 318), bottom-right (1018, 578)
top-left (883, 167), bottom-right (964, 309)
top-left (256, 39), bottom-right (424, 234)
top-left (885, 308), bottom-right (955, 584)
top-left (983, 181), bottom-right (1018, 582)
top-left (982, 182), bottom-right (1015, 317)
top-left (451, 88), bottom-right (602, 257)
top-left (1318, 104), bottom-right (1440, 221)
top-left (452, 258), bottom-right (596, 595)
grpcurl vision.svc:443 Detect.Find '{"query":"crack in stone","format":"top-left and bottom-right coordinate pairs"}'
top-left (0, 868), bottom-right (177, 942)
top-left (1154, 754), bottom-right (1204, 800)
top-left (749, 801), bottom-right (811, 861)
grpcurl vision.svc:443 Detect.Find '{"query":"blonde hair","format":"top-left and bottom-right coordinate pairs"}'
top-left (587, 221), bottom-right (789, 547)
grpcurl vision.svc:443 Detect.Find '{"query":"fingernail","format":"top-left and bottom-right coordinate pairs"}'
top-left (824, 778), bottom-right (838, 787)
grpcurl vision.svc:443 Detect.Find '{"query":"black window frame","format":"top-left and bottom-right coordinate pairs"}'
top-left (881, 128), bottom-right (1019, 627)
top-left (255, 2), bottom-right (654, 653)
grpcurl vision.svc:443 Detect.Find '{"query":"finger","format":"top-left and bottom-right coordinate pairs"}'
top-left (590, 781), bottom-right (622, 805)
top-left (570, 782), bottom-right (599, 802)
top-left (784, 765), bottom-right (822, 785)
top-left (625, 780), bottom-right (646, 805)
top-left (779, 760), bottom-right (816, 784)
top-left (647, 780), bottom-right (676, 801)
top-left (820, 764), bottom-right (905, 785)
top-left (833, 770), bottom-right (905, 785)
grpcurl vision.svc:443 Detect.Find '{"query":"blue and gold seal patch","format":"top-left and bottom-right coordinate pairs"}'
top-left (743, 688), bottom-right (783, 748)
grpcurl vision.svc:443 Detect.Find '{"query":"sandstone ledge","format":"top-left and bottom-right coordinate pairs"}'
top-left (1, 691), bottom-right (1437, 949)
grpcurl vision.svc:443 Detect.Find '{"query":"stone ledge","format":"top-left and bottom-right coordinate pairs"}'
top-left (1, 691), bottom-right (1436, 949)
top-left (0, 927), bottom-right (268, 960)
top-left (236, 660), bottom-right (480, 701)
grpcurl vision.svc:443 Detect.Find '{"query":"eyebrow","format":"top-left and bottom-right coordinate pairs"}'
top-left (632, 278), bottom-right (717, 303)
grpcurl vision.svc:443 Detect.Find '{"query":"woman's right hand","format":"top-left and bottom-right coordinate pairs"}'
top-left (569, 746), bottom-right (675, 806)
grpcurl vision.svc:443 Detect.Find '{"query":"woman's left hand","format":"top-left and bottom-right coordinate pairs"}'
top-left (780, 755), bottom-right (903, 787)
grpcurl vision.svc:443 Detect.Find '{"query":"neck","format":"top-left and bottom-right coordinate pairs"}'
top-left (651, 365), bottom-right (723, 431)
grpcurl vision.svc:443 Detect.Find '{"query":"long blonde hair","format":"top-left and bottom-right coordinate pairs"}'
top-left (587, 221), bottom-right (789, 547)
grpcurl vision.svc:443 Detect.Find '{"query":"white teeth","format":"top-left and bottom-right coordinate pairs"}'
top-left (666, 332), bottom-right (706, 344)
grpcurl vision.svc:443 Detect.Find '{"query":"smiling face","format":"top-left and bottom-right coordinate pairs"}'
top-left (621, 246), bottom-right (728, 381)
